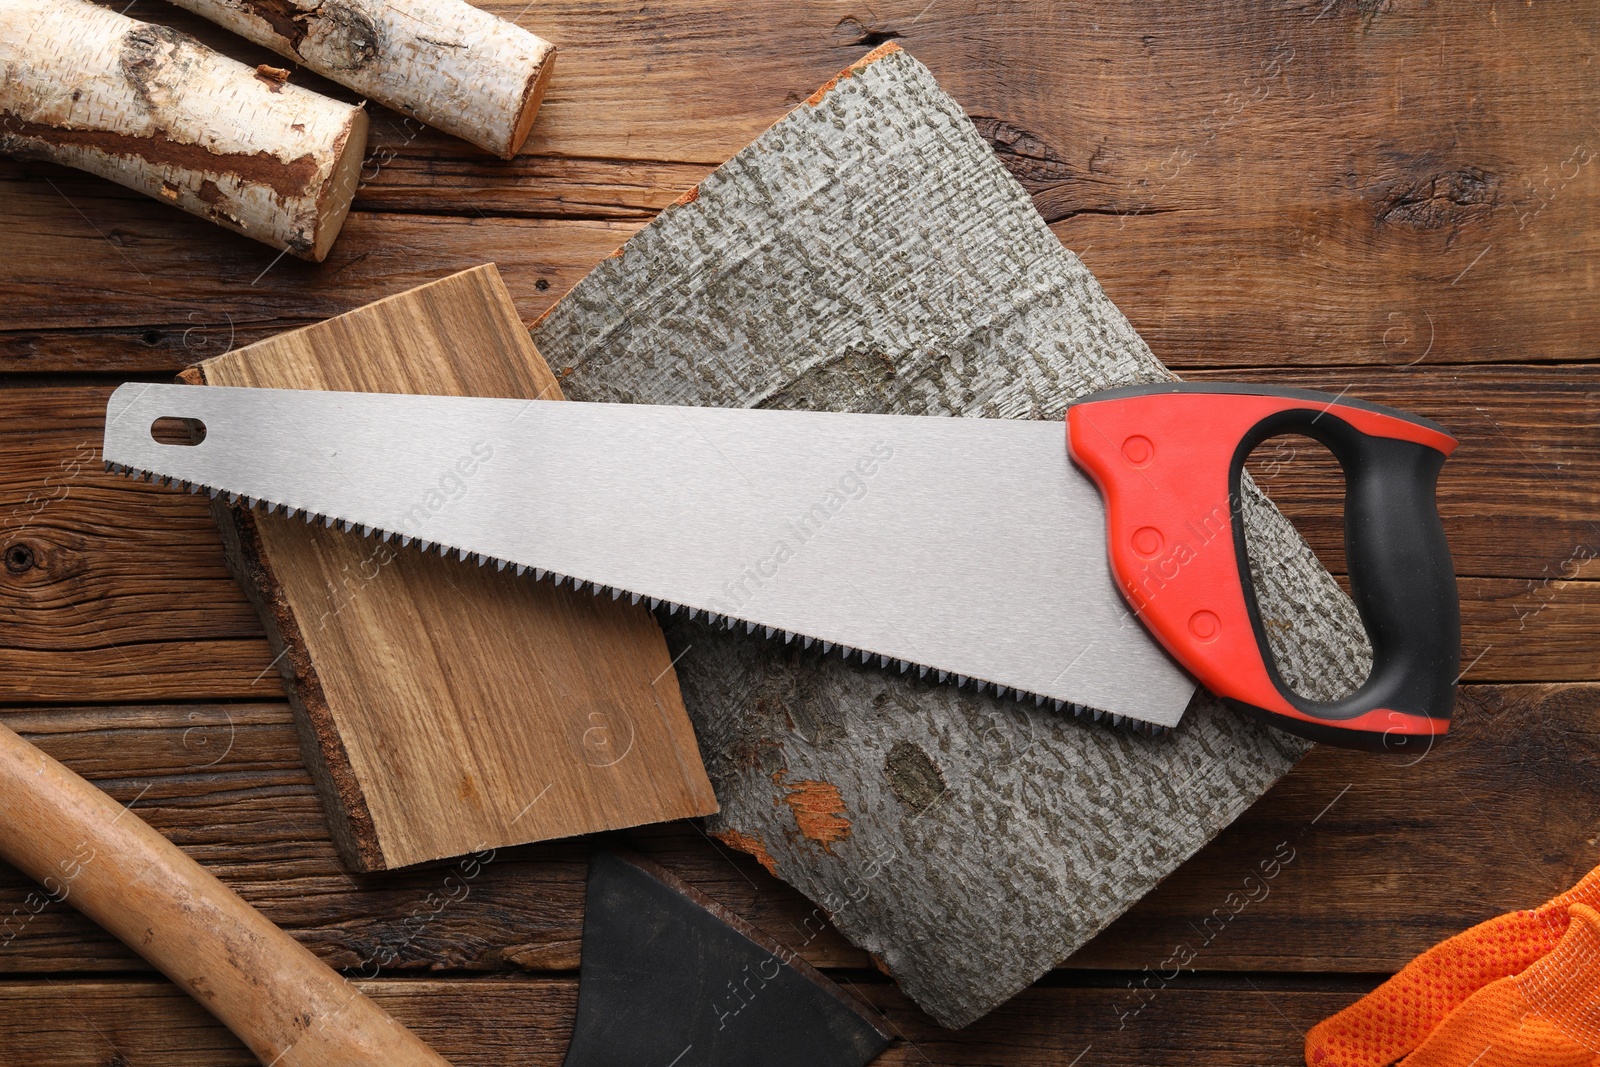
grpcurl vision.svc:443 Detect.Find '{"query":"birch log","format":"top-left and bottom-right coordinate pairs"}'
top-left (167, 0), bottom-right (556, 159)
top-left (0, 0), bottom-right (367, 261)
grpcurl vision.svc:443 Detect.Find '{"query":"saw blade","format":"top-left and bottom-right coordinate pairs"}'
top-left (103, 383), bottom-right (1195, 729)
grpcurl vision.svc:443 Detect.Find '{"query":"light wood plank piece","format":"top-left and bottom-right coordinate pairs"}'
top-left (186, 264), bottom-right (717, 872)
top-left (166, 0), bottom-right (556, 159)
top-left (0, 719), bottom-right (451, 1066)
top-left (0, 0), bottom-right (367, 261)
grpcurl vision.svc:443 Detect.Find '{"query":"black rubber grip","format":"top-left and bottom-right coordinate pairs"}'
top-left (1228, 400), bottom-right (1461, 751)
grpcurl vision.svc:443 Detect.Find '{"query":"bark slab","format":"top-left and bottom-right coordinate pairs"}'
top-left (538, 45), bottom-right (1372, 1029)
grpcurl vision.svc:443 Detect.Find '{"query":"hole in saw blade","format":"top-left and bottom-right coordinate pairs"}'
top-left (1241, 433), bottom-right (1372, 704)
top-left (150, 417), bottom-right (206, 446)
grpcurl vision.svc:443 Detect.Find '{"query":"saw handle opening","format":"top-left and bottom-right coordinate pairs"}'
top-left (1068, 383), bottom-right (1460, 753)
top-left (150, 416), bottom-right (207, 445)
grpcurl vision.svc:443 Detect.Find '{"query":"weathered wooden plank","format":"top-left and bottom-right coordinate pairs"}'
top-left (0, 978), bottom-right (572, 1067)
top-left (0, 975), bottom-right (1364, 1066)
top-left (0, 386), bottom-right (275, 701)
top-left (938, 0), bottom-right (1597, 373)
top-left (2, 1), bottom-right (1592, 374)
top-left (1072, 682), bottom-right (1600, 972)
top-left (0, 684), bottom-right (1589, 981)
top-left (348, 151), bottom-right (717, 221)
top-left (0, 403), bottom-right (356, 686)
top-left (1194, 364), bottom-right (1600, 583)
top-left (0, 183), bottom-right (641, 375)
top-left (1459, 577), bottom-right (1600, 682)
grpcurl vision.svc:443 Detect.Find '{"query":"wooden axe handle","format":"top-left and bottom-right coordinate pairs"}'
top-left (0, 720), bottom-right (452, 1066)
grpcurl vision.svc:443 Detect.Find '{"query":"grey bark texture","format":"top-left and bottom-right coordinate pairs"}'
top-left (531, 46), bottom-right (1370, 1029)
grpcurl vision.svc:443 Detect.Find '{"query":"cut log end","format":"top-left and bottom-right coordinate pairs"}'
top-left (502, 45), bottom-right (557, 160)
top-left (311, 107), bottom-right (369, 261)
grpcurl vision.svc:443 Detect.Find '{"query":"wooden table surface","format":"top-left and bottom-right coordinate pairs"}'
top-left (3, 2), bottom-right (1597, 1063)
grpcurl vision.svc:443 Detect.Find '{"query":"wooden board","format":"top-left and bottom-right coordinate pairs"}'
top-left (0, 977), bottom-right (1364, 1066)
top-left (0, 681), bottom-right (1591, 981)
top-left (187, 265), bottom-right (717, 871)
top-left (0, 0), bottom-right (1595, 1060)
top-left (2, 1), bottom-right (1596, 382)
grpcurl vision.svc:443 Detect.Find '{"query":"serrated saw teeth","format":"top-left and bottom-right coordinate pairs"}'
top-left (102, 462), bottom-right (1157, 737)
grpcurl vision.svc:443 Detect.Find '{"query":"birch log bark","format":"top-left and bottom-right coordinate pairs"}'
top-left (165, 0), bottom-right (555, 158)
top-left (0, 0), bottom-right (367, 260)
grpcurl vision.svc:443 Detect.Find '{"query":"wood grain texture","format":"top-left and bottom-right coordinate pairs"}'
top-left (191, 265), bottom-right (716, 871)
top-left (0, 683), bottom-right (1590, 981)
top-left (0, 1), bottom-right (1593, 376)
top-left (0, 0), bottom-right (1595, 1060)
top-left (0, 976), bottom-right (1365, 1066)
top-left (528, 45), bottom-right (1373, 1029)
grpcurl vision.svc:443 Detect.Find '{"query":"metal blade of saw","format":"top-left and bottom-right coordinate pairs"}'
top-left (103, 384), bottom-right (1195, 728)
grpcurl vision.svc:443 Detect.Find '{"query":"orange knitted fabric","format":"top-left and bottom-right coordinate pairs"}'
top-left (1306, 864), bottom-right (1600, 1066)
top-left (1400, 904), bottom-right (1600, 1067)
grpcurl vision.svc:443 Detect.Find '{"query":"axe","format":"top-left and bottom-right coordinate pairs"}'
top-left (0, 719), bottom-right (890, 1065)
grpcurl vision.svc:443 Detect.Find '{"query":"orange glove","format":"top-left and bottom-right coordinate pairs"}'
top-left (1307, 865), bottom-right (1600, 1067)
top-left (1399, 903), bottom-right (1600, 1067)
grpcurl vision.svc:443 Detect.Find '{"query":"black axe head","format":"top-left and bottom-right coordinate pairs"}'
top-left (562, 851), bottom-right (892, 1067)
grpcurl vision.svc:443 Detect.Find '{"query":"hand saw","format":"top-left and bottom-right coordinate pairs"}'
top-left (101, 380), bottom-right (1460, 751)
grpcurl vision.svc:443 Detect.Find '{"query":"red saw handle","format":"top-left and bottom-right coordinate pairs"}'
top-left (1067, 382), bottom-right (1459, 752)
